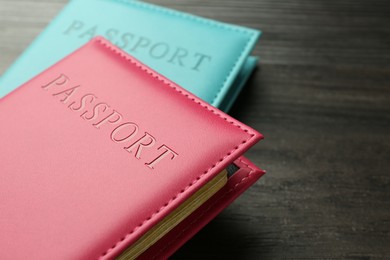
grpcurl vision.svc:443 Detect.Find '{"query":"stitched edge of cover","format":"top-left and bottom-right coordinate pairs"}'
top-left (109, 0), bottom-right (258, 106)
top-left (94, 38), bottom-right (257, 258)
top-left (150, 157), bottom-right (257, 259)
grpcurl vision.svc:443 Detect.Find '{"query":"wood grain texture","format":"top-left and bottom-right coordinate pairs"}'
top-left (0, 0), bottom-right (389, 258)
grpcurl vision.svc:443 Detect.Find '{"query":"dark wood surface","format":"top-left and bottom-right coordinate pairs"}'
top-left (1, 0), bottom-right (389, 258)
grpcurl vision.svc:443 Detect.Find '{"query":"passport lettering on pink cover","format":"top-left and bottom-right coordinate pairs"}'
top-left (0, 37), bottom-right (264, 259)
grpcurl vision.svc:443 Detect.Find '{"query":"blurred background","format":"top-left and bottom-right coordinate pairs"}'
top-left (1, 0), bottom-right (389, 258)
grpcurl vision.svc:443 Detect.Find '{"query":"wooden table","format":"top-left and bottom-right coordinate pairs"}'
top-left (1, 0), bottom-right (389, 258)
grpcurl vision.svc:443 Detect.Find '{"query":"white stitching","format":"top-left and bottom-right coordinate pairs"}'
top-left (150, 158), bottom-right (257, 259)
top-left (95, 38), bottom-right (257, 258)
top-left (107, 0), bottom-right (258, 106)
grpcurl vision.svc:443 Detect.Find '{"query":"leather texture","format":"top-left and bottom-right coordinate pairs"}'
top-left (0, 37), bottom-right (263, 259)
top-left (219, 56), bottom-right (258, 112)
top-left (0, 0), bottom-right (261, 111)
top-left (138, 156), bottom-right (265, 259)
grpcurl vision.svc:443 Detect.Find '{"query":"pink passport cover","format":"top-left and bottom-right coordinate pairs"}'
top-left (0, 37), bottom-right (264, 259)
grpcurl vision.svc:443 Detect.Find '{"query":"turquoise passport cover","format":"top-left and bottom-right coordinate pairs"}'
top-left (0, 0), bottom-right (260, 112)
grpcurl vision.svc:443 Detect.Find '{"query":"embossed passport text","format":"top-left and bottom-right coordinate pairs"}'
top-left (0, 37), bottom-right (264, 259)
top-left (0, 0), bottom-right (261, 111)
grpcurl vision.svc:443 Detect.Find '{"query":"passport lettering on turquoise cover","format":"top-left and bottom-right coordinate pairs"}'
top-left (0, 0), bottom-right (260, 111)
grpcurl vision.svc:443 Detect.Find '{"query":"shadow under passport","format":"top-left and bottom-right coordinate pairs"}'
top-left (171, 212), bottom-right (270, 260)
top-left (229, 66), bottom-right (262, 119)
